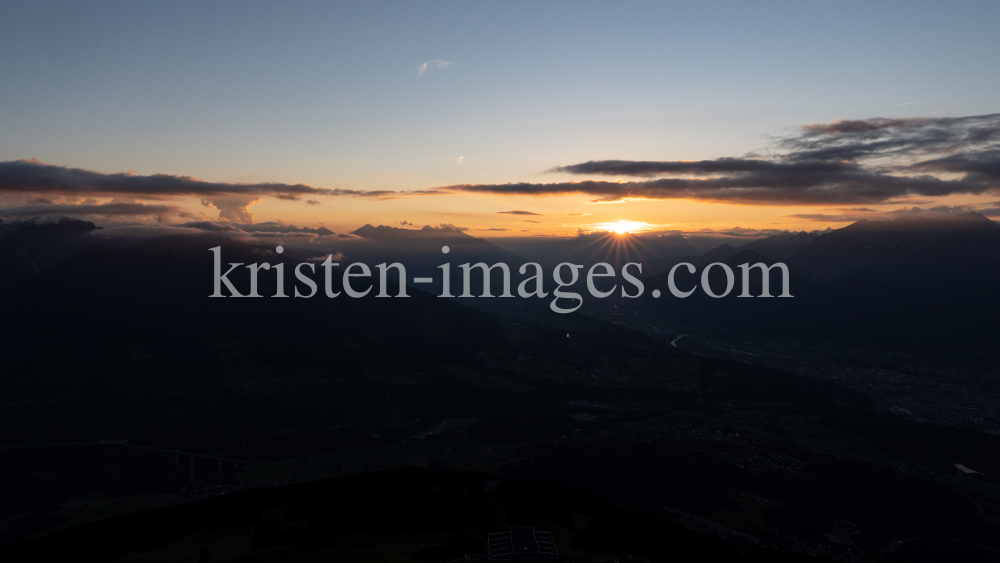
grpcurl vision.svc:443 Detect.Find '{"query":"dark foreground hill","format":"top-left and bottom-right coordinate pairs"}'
top-left (2, 228), bottom-right (1000, 561)
top-left (1, 468), bottom-right (823, 562)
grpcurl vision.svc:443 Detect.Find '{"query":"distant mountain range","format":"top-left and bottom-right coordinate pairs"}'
top-left (0, 218), bottom-right (100, 290)
top-left (491, 231), bottom-right (696, 275)
top-left (683, 231), bottom-right (820, 267)
top-left (645, 213), bottom-right (1000, 363)
top-left (4, 215), bottom-right (997, 362)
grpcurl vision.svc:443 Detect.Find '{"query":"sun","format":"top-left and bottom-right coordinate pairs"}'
top-left (596, 220), bottom-right (649, 234)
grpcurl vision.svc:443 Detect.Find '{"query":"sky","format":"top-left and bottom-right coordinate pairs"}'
top-left (1, 1), bottom-right (998, 238)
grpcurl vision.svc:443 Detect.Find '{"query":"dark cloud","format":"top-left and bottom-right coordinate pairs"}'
top-left (790, 213), bottom-right (870, 222)
top-left (0, 159), bottom-right (436, 221)
top-left (972, 201), bottom-right (1000, 217)
top-left (306, 199), bottom-right (321, 205)
top-left (0, 159), bottom-right (329, 199)
top-left (787, 115), bottom-right (1000, 162)
top-left (443, 174), bottom-right (992, 205)
top-left (497, 210), bottom-right (541, 215)
top-left (0, 202), bottom-right (185, 218)
top-left (907, 149), bottom-right (1000, 180)
top-left (175, 221), bottom-right (335, 235)
top-left (175, 221), bottom-right (240, 232)
top-left (237, 222), bottom-right (310, 234)
top-left (550, 158), bottom-right (851, 178)
top-left (446, 114), bottom-right (1000, 205)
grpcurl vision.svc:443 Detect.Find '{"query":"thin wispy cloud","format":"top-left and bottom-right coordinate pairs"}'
top-left (0, 202), bottom-right (188, 219)
top-left (174, 221), bottom-right (336, 239)
top-left (497, 210), bottom-right (540, 216)
top-left (929, 103), bottom-right (957, 115)
top-left (417, 59), bottom-right (456, 76)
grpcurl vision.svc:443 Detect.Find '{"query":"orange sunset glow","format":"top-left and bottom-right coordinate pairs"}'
top-left (3, 4), bottom-right (1000, 561)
